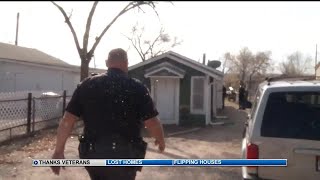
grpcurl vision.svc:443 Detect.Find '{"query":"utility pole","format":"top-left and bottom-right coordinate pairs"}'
top-left (15, 12), bottom-right (20, 46)
top-left (93, 54), bottom-right (96, 69)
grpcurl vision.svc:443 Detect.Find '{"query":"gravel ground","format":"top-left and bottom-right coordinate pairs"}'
top-left (0, 101), bottom-right (248, 180)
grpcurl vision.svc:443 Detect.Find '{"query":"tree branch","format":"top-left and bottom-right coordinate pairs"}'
top-left (68, 9), bottom-right (73, 19)
top-left (51, 1), bottom-right (82, 58)
top-left (88, 1), bottom-right (157, 58)
top-left (83, 1), bottom-right (99, 58)
top-left (123, 33), bottom-right (146, 61)
top-left (145, 27), bottom-right (163, 57)
top-left (171, 36), bottom-right (182, 48)
top-left (136, 32), bottom-right (146, 60)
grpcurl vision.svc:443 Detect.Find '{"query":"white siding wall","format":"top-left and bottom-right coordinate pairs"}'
top-left (317, 67), bottom-right (320, 78)
top-left (0, 61), bottom-right (78, 95)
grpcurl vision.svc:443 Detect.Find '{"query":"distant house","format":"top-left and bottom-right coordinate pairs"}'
top-left (0, 42), bottom-right (105, 95)
top-left (128, 51), bottom-right (224, 126)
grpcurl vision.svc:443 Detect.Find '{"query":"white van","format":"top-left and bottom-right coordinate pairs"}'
top-left (242, 76), bottom-right (320, 180)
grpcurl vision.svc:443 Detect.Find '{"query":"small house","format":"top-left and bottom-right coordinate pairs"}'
top-left (128, 51), bottom-right (224, 126)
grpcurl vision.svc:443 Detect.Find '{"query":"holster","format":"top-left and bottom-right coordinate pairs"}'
top-left (78, 134), bottom-right (147, 171)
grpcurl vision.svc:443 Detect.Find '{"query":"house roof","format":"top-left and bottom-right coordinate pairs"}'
top-left (144, 62), bottom-right (186, 78)
top-left (0, 42), bottom-right (106, 72)
top-left (129, 51), bottom-right (223, 80)
top-left (0, 42), bottom-right (75, 68)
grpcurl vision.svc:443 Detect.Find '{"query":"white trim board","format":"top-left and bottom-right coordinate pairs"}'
top-left (175, 78), bottom-right (180, 124)
top-left (144, 66), bottom-right (184, 78)
top-left (128, 51), bottom-right (223, 80)
top-left (144, 61), bottom-right (186, 75)
top-left (146, 76), bottom-right (181, 79)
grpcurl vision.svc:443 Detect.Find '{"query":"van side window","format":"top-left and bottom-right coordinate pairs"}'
top-left (261, 92), bottom-right (320, 141)
top-left (250, 89), bottom-right (261, 120)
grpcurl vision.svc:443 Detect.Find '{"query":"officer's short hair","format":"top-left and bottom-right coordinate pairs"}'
top-left (107, 48), bottom-right (128, 62)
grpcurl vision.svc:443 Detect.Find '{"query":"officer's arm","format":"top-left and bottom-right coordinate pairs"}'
top-left (54, 84), bottom-right (82, 154)
top-left (144, 117), bottom-right (165, 150)
top-left (54, 112), bottom-right (78, 154)
top-left (136, 83), bottom-right (165, 152)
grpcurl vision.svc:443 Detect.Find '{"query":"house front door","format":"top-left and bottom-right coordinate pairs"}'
top-left (152, 78), bottom-right (177, 124)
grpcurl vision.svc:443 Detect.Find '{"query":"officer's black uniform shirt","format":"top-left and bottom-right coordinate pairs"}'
top-left (65, 68), bottom-right (159, 140)
top-left (239, 86), bottom-right (245, 101)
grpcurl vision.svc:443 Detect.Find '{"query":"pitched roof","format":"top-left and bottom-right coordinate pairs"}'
top-left (0, 42), bottom-right (73, 68)
top-left (128, 51), bottom-right (223, 79)
top-left (0, 42), bottom-right (106, 73)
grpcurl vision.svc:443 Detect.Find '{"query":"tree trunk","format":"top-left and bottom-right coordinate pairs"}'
top-left (80, 59), bottom-right (90, 81)
top-left (241, 70), bottom-right (246, 82)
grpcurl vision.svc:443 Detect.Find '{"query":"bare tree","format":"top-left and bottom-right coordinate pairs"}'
top-left (247, 51), bottom-right (271, 90)
top-left (222, 52), bottom-right (234, 74)
top-left (51, 1), bottom-right (158, 81)
top-left (280, 51), bottom-right (313, 76)
top-left (228, 47), bottom-right (254, 82)
top-left (124, 23), bottom-right (182, 62)
top-left (226, 47), bottom-right (272, 94)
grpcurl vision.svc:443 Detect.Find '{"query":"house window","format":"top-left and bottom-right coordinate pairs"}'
top-left (191, 76), bottom-right (205, 114)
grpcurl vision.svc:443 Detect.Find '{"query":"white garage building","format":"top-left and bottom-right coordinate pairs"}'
top-left (0, 42), bottom-right (105, 95)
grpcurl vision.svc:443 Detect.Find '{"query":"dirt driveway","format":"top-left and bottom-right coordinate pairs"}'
top-left (0, 101), bottom-right (247, 180)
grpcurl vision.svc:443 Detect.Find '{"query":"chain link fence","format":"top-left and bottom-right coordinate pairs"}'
top-left (0, 90), bottom-right (72, 144)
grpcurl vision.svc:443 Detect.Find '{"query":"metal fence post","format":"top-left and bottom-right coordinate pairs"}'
top-left (62, 90), bottom-right (67, 116)
top-left (32, 98), bottom-right (36, 132)
top-left (27, 93), bottom-right (32, 134)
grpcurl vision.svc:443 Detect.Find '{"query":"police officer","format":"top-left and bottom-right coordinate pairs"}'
top-left (222, 86), bottom-right (226, 109)
top-left (238, 81), bottom-right (245, 110)
top-left (50, 48), bottom-right (165, 180)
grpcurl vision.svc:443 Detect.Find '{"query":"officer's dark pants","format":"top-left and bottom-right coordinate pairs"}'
top-left (85, 166), bottom-right (137, 180)
top-left (239, 99), bottom-right (244, 109)
top-left (222, 96), bottom-right (225, 109)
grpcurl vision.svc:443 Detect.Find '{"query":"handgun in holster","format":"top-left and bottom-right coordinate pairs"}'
top-left (78, 134), bottom-right (95, 158)
top-left (127, 139), bottom-right (148, 171)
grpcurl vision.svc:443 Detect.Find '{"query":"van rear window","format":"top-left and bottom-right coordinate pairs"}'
top-left (261, 92), bottom-right (320, 141)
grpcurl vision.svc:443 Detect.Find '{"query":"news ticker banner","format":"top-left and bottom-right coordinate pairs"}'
top-left (32, 159), bottom-right (287, 167)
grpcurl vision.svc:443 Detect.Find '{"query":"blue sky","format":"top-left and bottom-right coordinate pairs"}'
top-left (0, 1), bottom-right (319, 73)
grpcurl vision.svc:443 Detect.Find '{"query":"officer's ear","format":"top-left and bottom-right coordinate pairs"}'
top-left (106, 60), bottom-right (109, 68)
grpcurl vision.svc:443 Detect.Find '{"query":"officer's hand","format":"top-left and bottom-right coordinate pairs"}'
top-left (50, 151), bottom-right (65, 175)
top-left (155, 139), bottom-right (165, 153)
